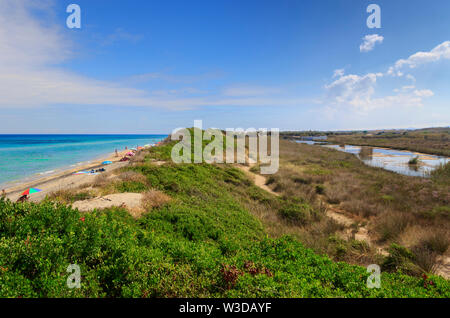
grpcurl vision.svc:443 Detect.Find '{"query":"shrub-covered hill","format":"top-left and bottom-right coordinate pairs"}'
top-left (0, 151), bottom-right (449, 297)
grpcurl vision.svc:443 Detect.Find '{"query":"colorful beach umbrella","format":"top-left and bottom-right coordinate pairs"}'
top-left (73, 171), bottom-right (88, 175)
top-left (21, 188), bottom-right (42, 196)
top-left (102, 161), bottom-right (112, 165)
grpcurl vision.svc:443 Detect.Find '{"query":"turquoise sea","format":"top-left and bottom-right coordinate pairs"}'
top-left (0, 135), bottom-right (167, 189)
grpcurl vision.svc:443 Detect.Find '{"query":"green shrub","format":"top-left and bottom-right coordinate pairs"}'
top-left (408, 156), bottom-right (420, 165)
top-left (315, 185), bottom-right (325, 194)
top-left (382, 243), bottom-right (420, 276)
top-left (278, 201), bottom-right (315, 225)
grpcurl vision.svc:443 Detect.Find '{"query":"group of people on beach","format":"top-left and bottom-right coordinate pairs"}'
top-left (1, 144), bottom-right (150, 204)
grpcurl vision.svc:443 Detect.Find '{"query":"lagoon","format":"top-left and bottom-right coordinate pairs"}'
top-left (295, 140), bottom-right (449, 177)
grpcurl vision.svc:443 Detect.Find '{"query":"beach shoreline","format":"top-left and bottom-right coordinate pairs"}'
top-left (2, 148), bottom-right (136, 202)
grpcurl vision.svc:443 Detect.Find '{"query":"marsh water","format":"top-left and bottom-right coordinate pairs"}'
top-left (295, 140), bottom-right (449, 177)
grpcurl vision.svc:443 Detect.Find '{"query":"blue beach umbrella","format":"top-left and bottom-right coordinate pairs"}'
top-left (102, 161), bottom-right (112, 165)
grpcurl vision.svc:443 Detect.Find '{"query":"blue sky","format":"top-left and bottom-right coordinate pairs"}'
top-left (0, 0), bottom-right (449, 133)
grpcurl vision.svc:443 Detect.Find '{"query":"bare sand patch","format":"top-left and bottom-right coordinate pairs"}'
top-left (72, 193), bottom-right (144, 212)
top-left (435, 253), bottom-right (450, 279)
top-left (72, 190), bottom-right (171, 219)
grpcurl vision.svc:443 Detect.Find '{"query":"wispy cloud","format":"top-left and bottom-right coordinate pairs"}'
top-left (388, 41), bottom-right (450, 76)
top-left (122, 71), bottom-right (224, 85)
top-left (100, 28), bottom-right (143, 46)
top-left (222, 85), bottom-right (282, 97)
top-left (0, 1), bottom-right (304, 110)
top-left (332, 69), bottom-right (345, 78)
top-left (359, 34), bottom-right (384, 53)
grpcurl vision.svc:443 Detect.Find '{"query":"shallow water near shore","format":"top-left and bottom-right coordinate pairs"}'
top-left (0, 134), bottom-right (167, 189)
top-left (295, 140), bottom-right (449, 177)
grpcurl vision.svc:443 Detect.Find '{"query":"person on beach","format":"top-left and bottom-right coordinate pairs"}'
top-left (1, 189), bottom-right (6, 198)
top-left (16, 194), bottom-right (28, 202)
top-left (115, 149), bottom-right (118, 157)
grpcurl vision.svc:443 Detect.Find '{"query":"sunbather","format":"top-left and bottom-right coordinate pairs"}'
top-left (17, 194), bottom-right (28, 202)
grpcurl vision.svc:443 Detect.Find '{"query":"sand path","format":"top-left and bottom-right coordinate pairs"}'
top-left (238, 165), bottom-right (279, 196)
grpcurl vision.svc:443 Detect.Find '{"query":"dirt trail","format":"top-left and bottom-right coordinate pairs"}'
top-left (238, 165), bottom-right (279, 196)
top-left (435, 255), bottom-right (450, 279)
top-left (325, 204), bottom-right (388, 255)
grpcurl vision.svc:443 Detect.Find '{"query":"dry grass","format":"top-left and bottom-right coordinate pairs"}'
top-left (416, 229), bottom-right (450, 255)
top-left (374, 212), bottom-right (414, 242)
top-left (47, 189), bottom-right (95, 204)
top-left (89, 170), bottom-right (148, 195)
top-left (251, 139), bottom-right (450, 272)
top-left (130, 151), bottom-right (147, 164)
top-left (411, 245), bottom-right (438, 274)
top-left (231, 166), bottom-right (379, 265)
top-left (117, 170), bottom-right (147, 183)
top-left (91, 173), bottom-right (110, 188)
top-left (141, 190), bottom-right (171, 211)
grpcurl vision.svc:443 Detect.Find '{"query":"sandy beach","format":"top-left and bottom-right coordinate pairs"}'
top-left (3, 149), bottom-right (133, 202)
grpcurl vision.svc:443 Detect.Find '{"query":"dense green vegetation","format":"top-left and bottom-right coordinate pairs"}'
top-left (0, 141), bottom-right (449, 297)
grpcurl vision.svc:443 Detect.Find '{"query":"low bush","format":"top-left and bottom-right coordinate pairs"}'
top-left (375, 212), bottom-right (412, 242)
top-left (141, 190), bottom-right (171, 211)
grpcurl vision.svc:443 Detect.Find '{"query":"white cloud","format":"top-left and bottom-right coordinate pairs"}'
top-left (414, 89), bottom-right (434, 97)
top-left (325, 73), bottom-right (382, 108)
top-left (360, 34), bottom-right (384, 53)
top-left (332, 69), bottom-right (345, 78)
top-left (324, 71), bottom-right (433, 112)
top-left (0, 1), bottom-right (304, 110)
top-left (0, 0), bottom-right (71, 69)
top-left (326, 41), bottom-right (450, 112)
top-left (388, 41), bottom-right (450, 76)
top-left (405, 74), bottom-right (416, 82)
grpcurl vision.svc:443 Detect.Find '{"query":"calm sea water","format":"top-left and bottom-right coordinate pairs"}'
top-left (0, 135), bottom-right (167, 188)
